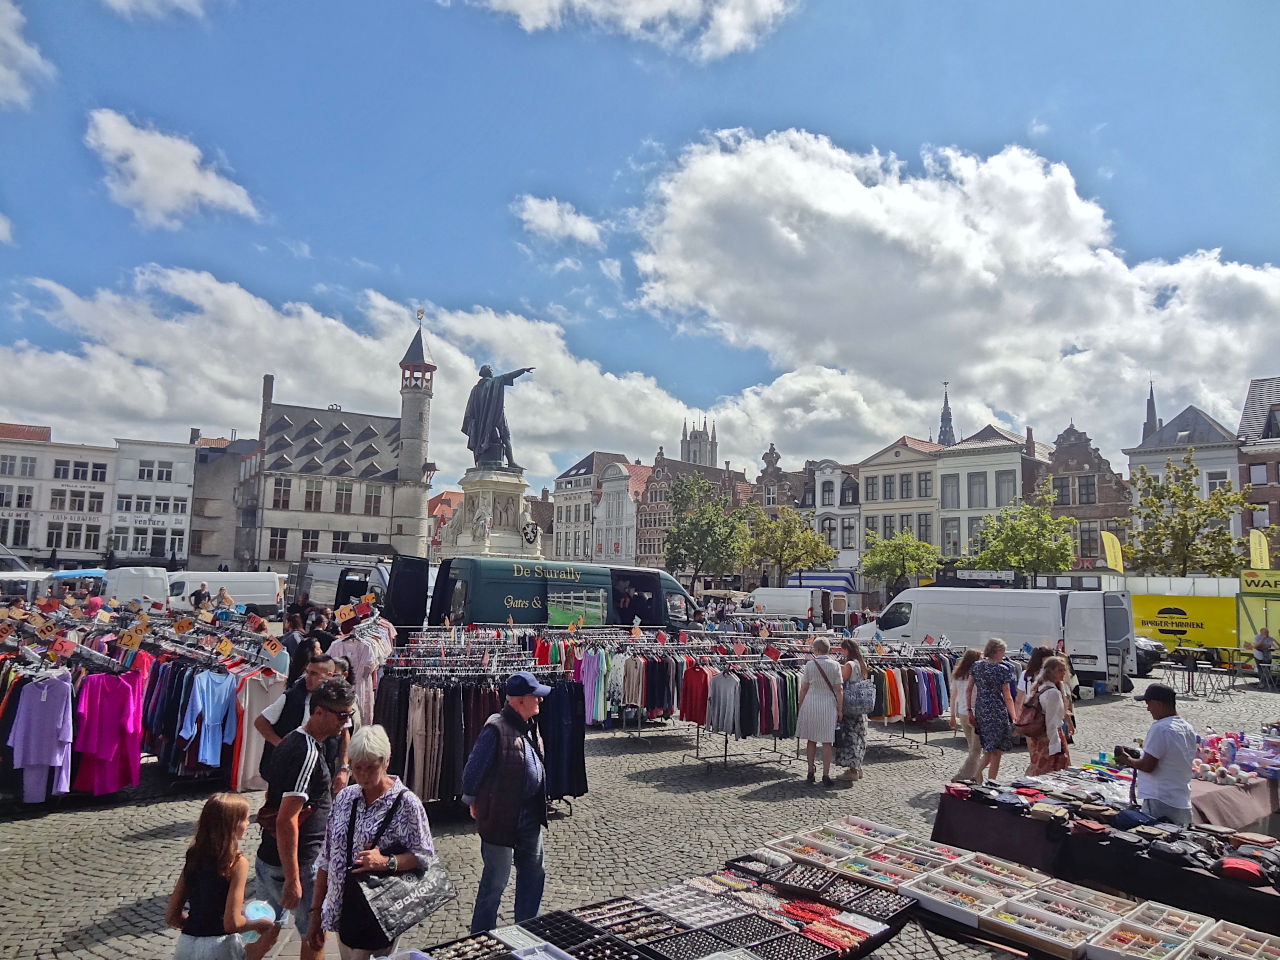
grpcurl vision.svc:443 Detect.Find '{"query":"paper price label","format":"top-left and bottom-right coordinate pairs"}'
top-left (631, 625), bottom-right (642, 638)
top-left (138, 613), bottom-right (150, 628)
top-left (107, 598), bottom-right (119, 609)
top-left (117, 631), bottom-right (142, 651)
top-left (334, 605), bottom-right (355, 623)
top-left (355, 602), bottom-right (371, 616)
top-left (96, 610), bottom-right (111, 623)
top-left (49, 636), bottom-right (76, 657)
top-left (0, 607), bottom-right (9, 620)
top-left (360, 593), bottom-right (376, 604)
top-left (262, 636), bottom-right (283, 657)
top-left (128, 600), bottom-right (141, 612)
top-left (173, 618), bottom-right (194, 634)
top-left (27, 613), bottom-right (46, 629)
top-left (0, 623), bottom-right (13, 641)
top-left (63, 597), bottom-right (77, 607)
top-left (199, 612), bottom-right (215, 624)
top-left (215, 638), bottom-right (233, 656)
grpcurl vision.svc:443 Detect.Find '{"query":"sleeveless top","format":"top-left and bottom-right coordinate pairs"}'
top-left (182, 864), bottom-right (231, 938)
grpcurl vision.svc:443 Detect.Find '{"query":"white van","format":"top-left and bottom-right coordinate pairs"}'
top-left (104, 566), bottom-right (171, 610)
top-left (169, 571), bottom-right (284, 618)
top-left (853, 587), bottom-right (1136, 692)
top-left (739, 587), bottom-right (831, 626)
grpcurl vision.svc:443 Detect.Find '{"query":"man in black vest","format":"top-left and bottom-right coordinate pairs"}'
top-left (461, 671), bottom-right (551, 932)
top-left (254, 654), bottom-right (350, 794)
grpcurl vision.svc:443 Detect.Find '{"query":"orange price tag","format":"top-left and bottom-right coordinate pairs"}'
top-left (215, 638), bottom-right (234, 657)
top-left (631, 625), bottom-right (642, 638)
top-left (567, 621), bottom-right (577, 634)
top-left (199, 612), bottom-right (215, 624)
top-left (262, 636), bottom-right (283, 657)
top-left (173, 618), bottom-right (194, 634)
top-left (361, 593), bottom-right (376, 604)
top-left (37, 621), bottom-right (58, 640)
top-left (117, 630), bottom-right (142, 651)
top-left (334, 605), bottom-right (355, 623)
top-left (128, 600), bottom-right (141, 612)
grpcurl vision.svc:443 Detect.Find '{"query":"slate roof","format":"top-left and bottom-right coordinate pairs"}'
top-left (1127, 404), bottom-right (1238, 452)
top-left (400, 329), bottom-right (434, 366)
top-left (945, 423), bottom-right (1053, 461)
top-left (260, 402), bottom-right (402, 481)
top-left (0, 422), bottom-right (52, 442)
top-left (1237, 377), bottom-right (1280, 442)
top-left (556, 451), bottom-right (629, 481)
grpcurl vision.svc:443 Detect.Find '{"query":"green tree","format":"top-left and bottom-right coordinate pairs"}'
top-left (744, 504), bottom-right (837, 586)
top-left (1125, 449), bottom-right (1251, 576)
top-left (974, 475), bottom-right (1078, 579)
top-left (663, 472), bottom-right (750, 584)
top-left (860, 530), bottom-right (942, 600)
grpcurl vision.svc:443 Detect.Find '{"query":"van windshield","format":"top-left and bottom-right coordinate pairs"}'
top-left (666, 592), bottom-right (689, 622)
top-left (878, 601), bottom-right (912, 631)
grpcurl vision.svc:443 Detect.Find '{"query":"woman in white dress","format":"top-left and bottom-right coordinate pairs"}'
top-left (795, 637), bottom-right (843, 786)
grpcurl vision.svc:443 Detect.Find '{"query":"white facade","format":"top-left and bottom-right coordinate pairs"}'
top-left (808, 459), bottom-right (861, 570)
top-left (936, 446), bottom-right (1025, 557)
top-left (0, 438), bottom-right (117, 567)
top-left (1126, 444), bottom-right (1242, 538)
top-left (592, 462), bottom-right (645, 565)
top-left (858, 437), bottom-right (943, 549)
top-left (552, 453), bottom-right (627, 562)
top-left (111, 439), bottom-right (195, 566)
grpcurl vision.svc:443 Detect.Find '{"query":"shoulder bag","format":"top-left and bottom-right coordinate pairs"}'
top-left (1012, 683), bottom-right (1048, 739)
top-left (842, 662), bottom-right (876, 716)
top-left (340, 791), bottom-right (458, 949)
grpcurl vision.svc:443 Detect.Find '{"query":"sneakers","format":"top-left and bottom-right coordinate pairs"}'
top-left (822, 776), bottom-right (835, 787)
top-left (806, 767), bottom-right (816, 784)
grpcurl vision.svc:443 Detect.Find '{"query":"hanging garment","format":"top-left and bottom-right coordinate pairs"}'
top-left (178, 670), bottom-right (240, 768)
top-left (8, 671), bottom-right (74, 803)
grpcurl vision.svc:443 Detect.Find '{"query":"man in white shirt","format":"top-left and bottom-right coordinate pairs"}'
top-left (1116, 683), bottom-right (1198, 826)
top-left (1254, 628), bottom-right (1275, 691)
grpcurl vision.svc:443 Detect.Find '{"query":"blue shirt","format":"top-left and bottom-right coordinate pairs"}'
top-left (460, 720), bottom-right (545, 828)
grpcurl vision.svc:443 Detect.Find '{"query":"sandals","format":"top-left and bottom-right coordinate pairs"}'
top-left (806, 767), bottom-right (816, 784)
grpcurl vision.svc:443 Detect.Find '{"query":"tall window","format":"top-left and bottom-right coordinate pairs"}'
top-left (821, 481), bottom-right (834, 506)
top-left (967, 517), bottom-right (984, 553)
top-left (112, 527), bottom-right (128, 551)
top-left (573, 505), bottom-right (581, 523)
top-left (841, 517), bottom-right (857, 548)
top-left (304, 479), bottom-right (323, 511)
top-left (117, 494), bottom-right (132, 513)
top-left (11, 519), bottom-right (29, 547)
top-left (918, 472), bottom-right (933, 498)
top-left (556, 506), bottom-right (563, 522)
top-left (132, 527), bottom-right (149, 552)
top-left (19, 456), bottom-right (36, 477)
top-left (72, 461), bottom-right (89, 481)
top-left (91, 462), bottom-right (107, 482)
top-left (1078, 520), bottom-right (1100, 558)
top-left (301, 529), bottom-right (320, 555)
top-left (136, 496), bottom-right (151, 513)
top-left (332, 531), bottom-right (350, 552)
top-left (52, 459), bottom-right (69, 479)
top-left (554, 532), bottom-right (562, 557)
top-left (821, 517), bottom-right (837, 547)
top-left (841, 478), bottom-right (857, 506)
top-left (69, 490), bottom-right (86, 512)
top-left (883, 475), bottom-right (895, 500)
top-left (967, 473), bottom-right (987, 509)
top-left (900, 473), bottom-right (913, 500)
top-left (88, 492), bottom-right (104, 513)
top-left (1250, 463), bottom-right (1269, 486)
top-left (272, 477), bottom-right (291, 510)
top-left (16, 486), bottom-right (32, 509)
top-left (0, 520), bottom-right (8, 544)
top-left (65, 523), bottom-right (83, 549)
top-left (0, 486), bottom-right (10, 508)
top-left (268, 527), bottom-right (288, 560)
top-left (1053, 476), bottom-right (1071, 506)
top-left (900, 514), bottom-right (913, 535)
top-left (995, 470), bottom-right (1017, 507)
top-left (364, 484), bottom-right (383, 516)
top-left (157, 461), bottom-right (173, 482)
top-left (169, 530), bottom-right (184, 555)
top-left (765, 484), bottom-right (777, 507)
top-left (335, 480), bottom-right (353, 514)
top-left (1207, 471), bottom-right (1230, 493)
top-left (864, 476), bottom-right (878, 501)
top-left (864, 515), bottom-right (879, 544)
top-left (84, 525), bottom-right (102, 552)
top-left (883, 515), bottom-right (896, 537)
top-left (1077, 475), bottom-right (1097, 505)
top-left (942, 518), bottom-right (961, 556)
top-left (138, 460), bottom-right (155, 481)
top-left (155, 496), bottom-right (171, 514)
top-left (173, 497), bottom-right (188, 514)
top-left (47, 522), bottom-right (63, 549)
top-left (50, 489), bottom-right (67, 511)
top-left (584, 504), bottom-right (592, 522)
top-left (940, 474), bottom-right (959, 509)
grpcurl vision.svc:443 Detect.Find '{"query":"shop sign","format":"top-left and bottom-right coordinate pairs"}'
top-left (0, 510), bottom-right (32, 519)
top-left (1241, 569), bottom-right (1280, 595)
top-left (956, 570), bottom-right (1016, 581)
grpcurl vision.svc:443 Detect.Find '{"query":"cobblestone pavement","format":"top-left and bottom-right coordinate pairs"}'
top-left (1, 677), bottom-right (1274, 960)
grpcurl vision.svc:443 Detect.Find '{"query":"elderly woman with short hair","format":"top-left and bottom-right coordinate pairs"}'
top-left (307, 724), bottom-right (435, 960)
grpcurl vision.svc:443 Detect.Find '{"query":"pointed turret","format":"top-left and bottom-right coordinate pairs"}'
top-left (392, 326), bottom-right (435, 558)
top-left (1142, 383), bottom-right (1159, 442)
top-left (938, 382), bottom-right (956, 447)
top-left (682, 419), bottom-right (688, 441)
top-left (711, 421), bottom-right (717, 441)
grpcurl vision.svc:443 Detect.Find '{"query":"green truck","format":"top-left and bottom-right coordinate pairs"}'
top-left (426, 556), bottom-right (697, 630)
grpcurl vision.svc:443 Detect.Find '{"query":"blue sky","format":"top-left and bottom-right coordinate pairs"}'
top-left (1, 0), bottom-right (1278, 491)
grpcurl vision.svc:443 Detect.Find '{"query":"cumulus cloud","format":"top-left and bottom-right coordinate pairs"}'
top-left (0, 0), bottom-right (54, 109)
top-left (0, 210), bottom-right (12, 244)
top-left (512, 194), bottom-right (604, 246)
top-left (84, 109), bottom-right (260, 229)
top-left (635, 129), bottom-right (1280, 467)
top-left (451, 0), bottom-right (794, 60)
top-left (99, 0), bottom-right (206, 16)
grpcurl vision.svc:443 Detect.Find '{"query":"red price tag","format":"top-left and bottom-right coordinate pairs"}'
top-left (262, 636), bottom-right (283, 657)
top-left (49, 636), bottom-right (76, 658)
top-left (355, 602), bottom-right (372, 616)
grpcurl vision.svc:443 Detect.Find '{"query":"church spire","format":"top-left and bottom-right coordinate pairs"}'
top-left (938, 382), bottom-right (956, 447)
top-left (1142, 382), bottom-right (1159, 442)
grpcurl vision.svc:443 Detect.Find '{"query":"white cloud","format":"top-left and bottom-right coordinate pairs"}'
top-left (635, 129), bottom-right (1280, 468)
top-left (512, 194), bottom-right (604, 246)
top-left (552, 257), bottom-right (582, 273)
top-left (0, 210), bottom-right (12, 244)
top-left (1028, 116), bottom-right (1050, 138)
top-left (452, 0), bottom-right (794, 60)
top-left (598, 258), bottom-right (622, 284)
top-left (0, 0), bottom-right (54, 109)
top-left (84, 109), bottom-right (260, 229)
top-left (99, 0), bottom-right (207, 16)
top-left (281, 238), bottom-right (312, 260)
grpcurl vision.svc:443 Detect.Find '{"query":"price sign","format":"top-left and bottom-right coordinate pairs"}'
top-left (173, 618), bottom-right (194, 634)
top-left (63, 596), bottom-right (77, 607)
top-left (262, 636), bottom-right (283, 657)
top-left (128, 600), bottom-right (141, 612)
top-left (199, 612), bottom-right (215, 624)
top-left (355, 602), bottom-right (371, 617)
top-left (0, 607), bottom-right (9, 620)
top-left (215, 638), bottom-right (233, 657)
top-left (631, 625), bottom-right (643, 638)
top-left (0, 623), bottom-right (13, 641)
top-left (245, 613), bottom-right (264, 632)
top-left (567, 621), bottom-right (577, 634)
top-left (96, 610), bottom-right (111, 624)
top-left (138, 613), bottom-right (150, 628)
top-left (108, 598), bottom-right (119, 609)
top-left (27, 613), bottom-right (46, 629)
top-left (49, 636), bottom-right (76, 657)
top-left (117, 630), bottom-right (142, 651)
top-left (361, 593), bottom-right (376, 604)
top-left (334, 605), bottom-right (355, 623)
top-left (9, 608), bottom-right (26, 621)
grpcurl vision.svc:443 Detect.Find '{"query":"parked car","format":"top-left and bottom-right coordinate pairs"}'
top-left (1134, 636), bottom-right (1165, 677)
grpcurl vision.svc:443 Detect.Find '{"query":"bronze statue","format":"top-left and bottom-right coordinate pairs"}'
top-left (461, 364), bottom-right (534, 469)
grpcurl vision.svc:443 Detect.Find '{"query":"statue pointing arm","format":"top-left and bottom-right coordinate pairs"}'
top-left (462, 365), bottom-right (535, 470)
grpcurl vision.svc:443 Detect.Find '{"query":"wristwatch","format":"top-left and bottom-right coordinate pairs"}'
top-left (385, 855), bottom-right (397, 873)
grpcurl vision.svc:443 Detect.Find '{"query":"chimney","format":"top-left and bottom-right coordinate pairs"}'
top-left (262, 373), bottom-right (274, 406)
top-left (1025, 427), bottom-right (1034, 457)
top-left (230, 428), bottom-right (237, 441)
top-left (541, 487), bottom-right (549, 501)
top-left (188, 427), bottom-right (201, 445)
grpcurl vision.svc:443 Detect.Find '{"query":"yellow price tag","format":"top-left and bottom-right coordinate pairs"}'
top-left (334, 605), bottom-right (355, 623)
top-left (96, 610), bottom-right (111, 623)
top-left (0, 607), bottom-right (9, 620)
top-left (215, 638), bottom-right (233, 657)
top-left (138, 613), bottom-right (150, 628)
top-left (118, 631), bottom-right (142, 651)
top-left (27, 613), bottom-right (46, 629)
top-left (63, 596), bottom-right (77, 607)
top-left (173, 618), bottom-right (194, 634)
top-left (361, 593), bottom-right (376, 604)
top-left (199, 612), bottom-right (215, 624)
top-left (108, 598), bottom-right (119, 609)
top-left (36, 621), bottom-right (58, 640)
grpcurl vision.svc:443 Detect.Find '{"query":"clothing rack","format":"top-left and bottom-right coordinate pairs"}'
top-left (679, 654), bottom-right (801, 768)
top-left (860, 650), bottom-right (953, 756)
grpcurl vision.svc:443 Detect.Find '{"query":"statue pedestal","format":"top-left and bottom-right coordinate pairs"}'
top-left (438, 466), bottom-right (544, 559)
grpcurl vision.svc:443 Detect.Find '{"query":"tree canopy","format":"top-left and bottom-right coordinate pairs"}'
top-left (1125, 449), bottom-right (1252, 576)
top-left (663, 472), bottom-right (750, 584)
top-left (973, 475), bottom-right (1077, 578)
top-left (744, 504), bottom-right (837, 585)
top-left (860, 530), bottom-right (941, 599)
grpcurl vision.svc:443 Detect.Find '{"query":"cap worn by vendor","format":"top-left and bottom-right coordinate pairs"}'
top-left (506, 671), bottom-right (551, 698)
top-left (1133, 683), bottom-right (1177, 704)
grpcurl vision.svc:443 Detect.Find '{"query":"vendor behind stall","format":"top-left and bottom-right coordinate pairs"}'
top-left (1116, 683), bottom-right (1197, 826)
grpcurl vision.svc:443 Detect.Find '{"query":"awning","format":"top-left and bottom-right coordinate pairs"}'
top-left (49, 568), bottom-right (106, 579)
top-left (787, 569), bottom-right (858, 593)
top-left (0, 571), bottom-right (49, 584)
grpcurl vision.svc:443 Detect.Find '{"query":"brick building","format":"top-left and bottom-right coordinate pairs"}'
top-left (1046, 423), bottom-right (1129, 568)
top-left (635, 444), bottom-right (748, 577)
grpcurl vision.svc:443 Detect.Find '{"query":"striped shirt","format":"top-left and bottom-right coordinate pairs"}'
top-left (257, 727), bottom-right (332, 867)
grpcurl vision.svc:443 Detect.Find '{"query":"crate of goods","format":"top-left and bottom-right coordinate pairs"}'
top-left (933, 862), bottom-right (1026, 900)
top-left (1125, 904), bottom-right (1213, 941)
top-left (898, 873), bottom-right (1004, 928)
top-left (567, 936), bottom-right (660, 960)
top-left (726, 853), bottom-right (787, 877)
top-left (964, 854), bottom-right (1051, 890)
top-left (513, 946), bottom-right (578, 960)
top-left (830, 854), bottom-right (919, 891)
top-left (799, 827), bottom-right (885, 858)
top-left (820, 876), bottom-right (916, 924)
top-left (638, 885), bottom-right (748, 929)
top-left (430, 933), bottom-right (518, 960)
top-left (884, 834), bottom-right (971, 863)
top-left (861, 847), bottom-right (945, 879)
top-left (495, 926), bottom-right (553, 950)
top-left (1037, 880), bottom-right (1135, 917)
top-left (1197, 921), bottom-right (1280, 960)
top-left (765, 862), bottom-right (839, 898)
top-left (828, 816), bottom-right (907, 845)
top-left (519, 913), bottom-right (607, 951)
top-left (767, 836), bottom-right (844, 868)
top-left (1015, 890), bottom-right (1124, 932)
top-left (979, 899), bottom-right (1098, 959)
top-left (1086, 920), bottom-right (1188, 960)
top-left (644, 930), bottom-right (734, 960)
top-left (705, 914), bottom-right (795, 948)
top-left (749, 932), bottom-right (837, 960)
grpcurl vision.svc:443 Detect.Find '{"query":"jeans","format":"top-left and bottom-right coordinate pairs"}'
top-left (254, 856), bottom-right (317, 936)
top-left (469, 824), bottom-right (546, 933)
top-left (1141, 798), bottom-right (1193, 827)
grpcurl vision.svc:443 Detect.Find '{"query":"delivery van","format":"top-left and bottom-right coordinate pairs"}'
top-left (739, 587), bottom-right (832, 626)
top-left (103, 566), bottom-right (171, 609)
top-left (854, 587), bottom-right (1137, 692)
top-left (427, 557), bottom-right (696, 630)
top-left (169, 571), bottom-right (284, 618)
top-left (286, 553), bottom-right (391, 611)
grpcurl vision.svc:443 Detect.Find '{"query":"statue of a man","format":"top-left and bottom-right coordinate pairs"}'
top-left (461, 364), bottom-right (534, 469)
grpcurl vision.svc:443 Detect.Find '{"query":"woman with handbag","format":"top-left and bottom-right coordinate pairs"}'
top-left (309, 725), bottom-right (436, 960)
top-left (1024, 656), bottom-right (1072, 775)
top-left (834, 638), bottom-right (871, 781)
top-left (795, 637), bottom-right (843, 786)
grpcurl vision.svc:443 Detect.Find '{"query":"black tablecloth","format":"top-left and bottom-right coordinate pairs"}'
top-left (931, 793), bottom-right (1280, 935)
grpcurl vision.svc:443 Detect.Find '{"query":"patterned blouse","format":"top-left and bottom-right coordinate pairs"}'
top-left (316, 777), bottom-right (435, 932)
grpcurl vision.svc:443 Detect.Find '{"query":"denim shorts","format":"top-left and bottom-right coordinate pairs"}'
top-left (254, 855), bottom-right (317, 936)
top-left (174, 932), bottom-right (246, 960)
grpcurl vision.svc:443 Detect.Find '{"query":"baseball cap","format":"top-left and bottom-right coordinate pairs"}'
top-left (506, 671), bottom-right (551, 697)
top-left (1134, 683), bottom-right (1177, 704)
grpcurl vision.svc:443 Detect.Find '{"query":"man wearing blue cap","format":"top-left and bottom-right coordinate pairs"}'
top-left (462, 670), bottom-right (552, 932)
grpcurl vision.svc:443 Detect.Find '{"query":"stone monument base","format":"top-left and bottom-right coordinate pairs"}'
top-left (437, 466), bottom-right (544, 559)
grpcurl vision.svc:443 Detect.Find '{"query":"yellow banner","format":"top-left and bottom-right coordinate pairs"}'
top-left (1132, 594), bottom-right (1237, 649)
top-left (1101, 531), bottom-right (1124, 573)
top-left (1250, 530), bottom-right (1271, 570)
